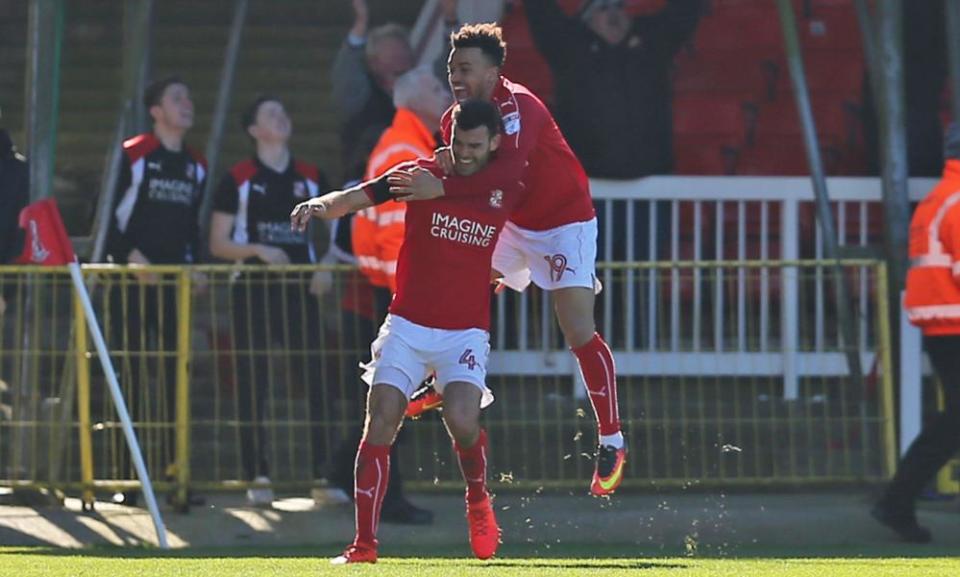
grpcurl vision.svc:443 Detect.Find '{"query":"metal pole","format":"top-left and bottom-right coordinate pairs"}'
top-left (946, 0), bottom-right (960, 124)
top-left (775, 0), bottom-right (863, 385)
top-left (24, 0), bottom-right (63, 202)
top-left (68, 262), bottom-right (169, 548)
top-left (875, 0), bottom-right (910, 302)
top-left (198, 0), bottom-right (249, 256)
top-left (122, 0), bottom-right (154, 134)
top-left (854, 0), bottom-right (882, 100)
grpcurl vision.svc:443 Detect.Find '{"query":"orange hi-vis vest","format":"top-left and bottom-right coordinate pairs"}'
top-left (905, 159), bottom-right (960, 335)
top-left (352, 108), bottom-right (436, 292)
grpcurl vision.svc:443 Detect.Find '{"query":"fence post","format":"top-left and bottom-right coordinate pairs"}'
top-left (876, 262), bottom-right (898, 478)
top-left (174, 270), bottom-right (192, 510)
top-left (73, 278), bottom-right (95, 510)
top-left (781, 199), bottom-right (800, 400)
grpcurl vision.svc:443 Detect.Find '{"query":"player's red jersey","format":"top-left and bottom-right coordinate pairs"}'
top-left (364, 158), bottom-right (524, 331)
top-left (441, 76), bottom-right (594, 231)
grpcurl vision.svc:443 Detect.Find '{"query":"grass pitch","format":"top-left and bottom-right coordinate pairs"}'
top-left (3, 544), bottom-right (959, 577)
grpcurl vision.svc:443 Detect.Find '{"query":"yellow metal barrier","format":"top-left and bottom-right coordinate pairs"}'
top-left (0, 260), bottom-right (900, 502)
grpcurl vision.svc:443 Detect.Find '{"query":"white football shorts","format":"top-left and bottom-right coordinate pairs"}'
top-left (493, 218), bottom-right (602, 294)
top-left (361, 314), bottom-right (495, 408)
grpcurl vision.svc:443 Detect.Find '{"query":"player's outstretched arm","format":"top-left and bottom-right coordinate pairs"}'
top-left (290, 186), bottom-right (372, 232)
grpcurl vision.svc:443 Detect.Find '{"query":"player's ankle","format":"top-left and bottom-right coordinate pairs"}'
top-left (599, 431), bottom-right (624, 449)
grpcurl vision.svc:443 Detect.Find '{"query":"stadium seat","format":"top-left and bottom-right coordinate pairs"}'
top-left (673, 95), bottom-right (757, 141)
top-left (773, 51), bottom-right (864, 98)
top-left (753, 97), bottom-right (861, 148)
top-left (673, 51), bottom-right (770, 99)
top-left (736, 135), bottom-right (843, 176)
top-left (673, 135), bottom-right (740, 175)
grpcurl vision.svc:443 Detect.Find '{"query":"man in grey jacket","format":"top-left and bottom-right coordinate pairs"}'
top-left (331, 0), bottom-right (415, 182)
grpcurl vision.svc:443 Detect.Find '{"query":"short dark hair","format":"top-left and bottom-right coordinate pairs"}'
top-left (144, 75), bottom-right (187, 111)
top-left (450, 23), bottom-right (507, 67)
top-left (241, 95), bottom-right (282, 132)
top-left (452, 99), bottom-right (501, 137)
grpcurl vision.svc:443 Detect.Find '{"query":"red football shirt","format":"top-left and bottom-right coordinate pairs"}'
top-left (441, 76), bottom-right (594, 231)
top-left (364, 158), bottom-right (524, 330)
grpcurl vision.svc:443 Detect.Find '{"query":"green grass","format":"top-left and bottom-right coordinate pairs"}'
top-left (3, 545), bottom-right (959, 577)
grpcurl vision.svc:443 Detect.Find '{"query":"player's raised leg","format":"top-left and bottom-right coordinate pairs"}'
top-left (331, 382), bottom-right (407, 564)
top-left (442, 381), bottom-right (500, 560)
top-left (553, 286), bottom-right (627, 496)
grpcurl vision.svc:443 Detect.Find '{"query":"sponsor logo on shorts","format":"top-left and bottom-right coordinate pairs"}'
top-left (544, 254), bottom-right (575, 283)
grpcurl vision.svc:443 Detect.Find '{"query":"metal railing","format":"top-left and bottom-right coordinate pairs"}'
top-left (0, 259), bottom-right (896, 503)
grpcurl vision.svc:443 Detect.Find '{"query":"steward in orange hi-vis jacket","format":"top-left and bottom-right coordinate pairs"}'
top-left (352, 71), bottom-right (444, 293)
top-left (904, 156), bottom-right (960, 333)
top-left (874, 123), bottom-right (960, 544)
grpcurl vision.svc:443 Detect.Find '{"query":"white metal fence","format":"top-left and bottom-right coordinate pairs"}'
top-left (488, 176), bottom-right (935, 401)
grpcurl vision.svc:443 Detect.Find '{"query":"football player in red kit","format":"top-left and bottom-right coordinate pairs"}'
top-left (400, 23), bottom-right (626, 497)
top-left (291, 99), bottom-right (522, 564)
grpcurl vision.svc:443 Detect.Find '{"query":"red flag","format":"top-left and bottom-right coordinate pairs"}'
top-left (15, 199), bottom-right (76, 265)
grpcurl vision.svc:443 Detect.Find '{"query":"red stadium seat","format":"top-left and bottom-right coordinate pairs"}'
top-left (673, 95), bottom-right (757, 140)
top-left (674, 135), bottom-right (741, 175)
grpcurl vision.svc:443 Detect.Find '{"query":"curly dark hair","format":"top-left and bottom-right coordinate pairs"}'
top-left (450, 23), bottom-right (507, 67)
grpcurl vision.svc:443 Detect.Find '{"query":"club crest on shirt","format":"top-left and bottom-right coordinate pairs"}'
top-left (489, 189), bottom-right (503, 209)
top-left (503, 111), bottom-right (520, 135)
top-left (185, 162), bottom-right (195, 180)
top-left (293, 181), bottom-right (307, 199)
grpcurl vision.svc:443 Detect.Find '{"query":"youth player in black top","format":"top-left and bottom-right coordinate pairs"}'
top-left (210, 96), bottom-right (332, 505)
top-left (103, 76), bottom-right (206, 508)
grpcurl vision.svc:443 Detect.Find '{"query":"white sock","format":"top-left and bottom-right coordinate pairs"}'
top-left (599, 432), bottom-right (624, 449)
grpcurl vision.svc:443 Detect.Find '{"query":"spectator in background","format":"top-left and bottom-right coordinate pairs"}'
top-left (874, 124), bottom-right (960, 543)
top-left (0, 108), bottom-right (29, 316)
top-left (353, 66), bottom-right (449, 297)
top-left (329, 65), bottom-right (450, 525)
top-left (524, 0), bottom-right (703, 179)
top-left (104, 76), bottom-right (206, 508)
top-left (331, 0), bottom-right (415, 182)
top-left (209, 96), bottom-right (333, 507)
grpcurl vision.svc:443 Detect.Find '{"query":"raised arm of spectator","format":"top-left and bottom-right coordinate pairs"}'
top-left (331, 0), bottom-right (373, 120)
top-left (523, 0), bottom-right (587, 72)
top-left (641, 0), bottom-right (704, 58)
top-left (434, 0), bottom-right (461, 81)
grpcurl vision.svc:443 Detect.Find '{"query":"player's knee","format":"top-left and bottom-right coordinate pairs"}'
top-left (364, 385), bottom-right (407, 444)
top-left (442, 386), bottom-right (481, 445)
top-left (553, 288), bottom-right (597, 347)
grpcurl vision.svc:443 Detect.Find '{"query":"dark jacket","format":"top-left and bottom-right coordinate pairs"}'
top-left (525, 0), bottom-right (703, 179)
top-left (0, 129), bottom-right (28, 265)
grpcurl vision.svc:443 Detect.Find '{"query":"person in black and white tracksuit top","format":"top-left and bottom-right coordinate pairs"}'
top-left (104, 76), bottom-right (206, 507)
top-left (209, 95), bottom-right (333, 506)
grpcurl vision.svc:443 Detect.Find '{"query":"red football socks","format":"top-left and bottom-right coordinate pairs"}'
top-left (455, 428), bottom-right (490, 504)
top-left (572, 333), bottom-right (622, 436)
top-left (353, 440), bottom-right (391, 548)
